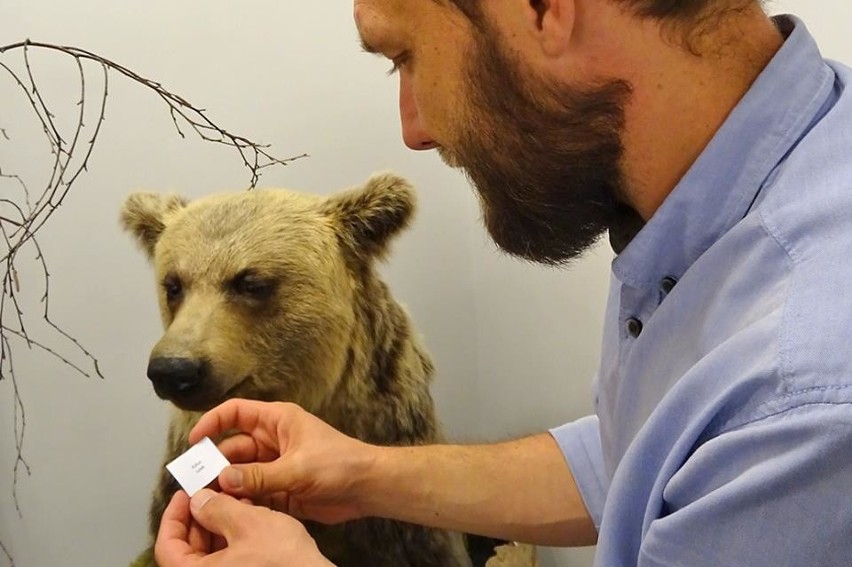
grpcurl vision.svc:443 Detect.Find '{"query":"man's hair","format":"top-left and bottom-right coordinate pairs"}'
top-left (443, 0), bottom-right (755, 23)
top-left (605, 0), bottom-right (738, 19)
top-left (440, 0), bottom-right (761, 50)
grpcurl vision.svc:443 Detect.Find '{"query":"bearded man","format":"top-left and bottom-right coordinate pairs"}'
top-left (155, 2), bottom-right (852, 566)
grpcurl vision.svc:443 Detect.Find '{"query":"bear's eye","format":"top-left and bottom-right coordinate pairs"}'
top-left (162, 275), bottom-right (183, 303)
top-left (230, 270), bottom-right (275, 301)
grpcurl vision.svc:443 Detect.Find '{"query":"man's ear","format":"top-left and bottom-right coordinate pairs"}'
top-left (120, 192), bottom-right (188, 258)
top-left (526, 0), bottom-right (576, 57)
top-left (322, 172), bottom-right (416, 260)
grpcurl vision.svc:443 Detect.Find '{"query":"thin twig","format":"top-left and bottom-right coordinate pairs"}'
top-left (0, 40), bottom-right (307, 560)
top-left (0, 168), bottom-right (31, 212)
top-left (1, 334), bottom-right (30, 517)
top-left (0, 534), bottom-right (14, 567)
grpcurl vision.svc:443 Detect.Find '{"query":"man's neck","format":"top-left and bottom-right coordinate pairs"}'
top-left (607, 6), bottom-right (785, 220)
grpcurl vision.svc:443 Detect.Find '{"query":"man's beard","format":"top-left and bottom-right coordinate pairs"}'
top-left (442, 28), bottom-right (633, 265)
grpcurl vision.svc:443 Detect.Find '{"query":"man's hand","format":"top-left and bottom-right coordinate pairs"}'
top-left (188, 398), bottom-right (596, 546)
top-left (154, 489), bottom-right (335, 567)
top-left (189, 399), bottom-right (376, 524)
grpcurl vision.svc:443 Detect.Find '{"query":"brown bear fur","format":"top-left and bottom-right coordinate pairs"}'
top-left (122, 173), bottom-right (472, 567)
top-left (486, 544), bottom-right (538, 567)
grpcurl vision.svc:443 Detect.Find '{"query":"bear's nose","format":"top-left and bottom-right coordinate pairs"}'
top-left (147, 357), bottom-right (206, 396)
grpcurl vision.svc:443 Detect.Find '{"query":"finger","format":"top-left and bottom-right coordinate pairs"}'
top-left (155, 492), bottom-right (201, 566)
top-left (216, 433), bottom-right (279, 464)
top-left (217, 459), bottom-right (299, 498)
top-left (210, 499), bottom-right (248, 551)
top-left (232, 492), bottom-right (291, 515)
top-left (189, 489), bottom-right (254, 541)
top-left (190, 400), bottom-right (304, 447)
top-left (267, 492), bottom-right (292, 515)
top-left (187, 515), bottom-right (211, 554)
top-left (188, 399), bottom-right (267, 445)
top-left (211, 534), bottom-right (227, 553)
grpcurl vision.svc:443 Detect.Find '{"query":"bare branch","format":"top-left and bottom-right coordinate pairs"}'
top-left (1, 333), bottom-right (31, 518)
top-left (0, 39), bottom-right (308, 561)
top-left (0, 168), bottom-right (31, 213)
top-left (0, 535), bottom-right (14, 567)
top-left (1, 40), bottom-right (308, 188)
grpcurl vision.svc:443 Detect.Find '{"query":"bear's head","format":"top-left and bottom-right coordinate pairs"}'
top-left (121, 173), bottom-right (415, 413)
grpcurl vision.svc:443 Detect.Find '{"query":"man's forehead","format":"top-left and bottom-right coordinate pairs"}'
top-left (354, 0), bottom-right (409, 51)
top-left (354, 0), bottom-right (396, 24)
top-left (353, 0), bottom-right (377, 43)
top-left (354, 0), bottom-right (473, 61)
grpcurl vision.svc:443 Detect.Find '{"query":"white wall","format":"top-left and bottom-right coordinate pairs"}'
top-left (0, 2), bottom-right (846, 567)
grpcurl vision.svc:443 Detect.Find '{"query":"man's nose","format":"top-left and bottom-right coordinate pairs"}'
top-left (399, 74), bottom-right (438, 151)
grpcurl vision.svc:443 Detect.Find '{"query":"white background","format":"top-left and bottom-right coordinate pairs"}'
top-left (0, 2), bottom-right (847, 566)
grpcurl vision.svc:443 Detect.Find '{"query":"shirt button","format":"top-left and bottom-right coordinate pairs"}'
top-left (626, 317), bottom-right (643, 338)
top-left (661, 276), bottom-right (677, 294)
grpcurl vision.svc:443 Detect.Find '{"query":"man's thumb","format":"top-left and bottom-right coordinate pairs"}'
top-left (219, 462), bottom-right (291, 497)
top-left (189, 489), bottom-right (245, 539)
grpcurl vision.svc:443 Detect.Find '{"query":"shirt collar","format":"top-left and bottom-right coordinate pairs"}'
top-left (612, 15), bottom-right (835, 289)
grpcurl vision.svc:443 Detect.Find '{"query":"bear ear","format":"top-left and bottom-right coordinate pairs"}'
top-left (324, 172), bottom-right (417, 259)
top-left (120, 192), bottom-right (188, 258)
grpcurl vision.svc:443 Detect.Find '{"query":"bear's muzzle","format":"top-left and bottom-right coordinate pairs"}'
top-left (147, 357), bottom-right (208, 399)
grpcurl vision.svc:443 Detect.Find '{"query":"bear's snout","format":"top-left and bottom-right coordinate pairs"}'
top-left (147, 357), bottom-right (208, 398)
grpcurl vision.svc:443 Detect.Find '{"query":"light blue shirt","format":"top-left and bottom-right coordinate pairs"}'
top-left (551, 15), bottom-right (852, 567)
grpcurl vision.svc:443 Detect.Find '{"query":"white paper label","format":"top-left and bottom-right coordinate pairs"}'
top-left (165, 436), bottom-right (231, 497)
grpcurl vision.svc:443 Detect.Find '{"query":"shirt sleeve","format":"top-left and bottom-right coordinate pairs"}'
top-left (639, 402), bottom-right (852, 567)
top-left (549, 415), bottom-right (607, 531)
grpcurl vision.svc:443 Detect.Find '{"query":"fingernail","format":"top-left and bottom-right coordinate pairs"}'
top-left (223, 467), bottom-right (243, 490)
top-left (191, 489), bottom-right (215, 512)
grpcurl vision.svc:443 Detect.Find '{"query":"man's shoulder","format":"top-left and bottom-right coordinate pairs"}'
top-left (755, 60), bottom-right (852, 242)
top-left (701, 139), bottom-right (852, 433)
top-left (747, 62), bottom-right (852, 302)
